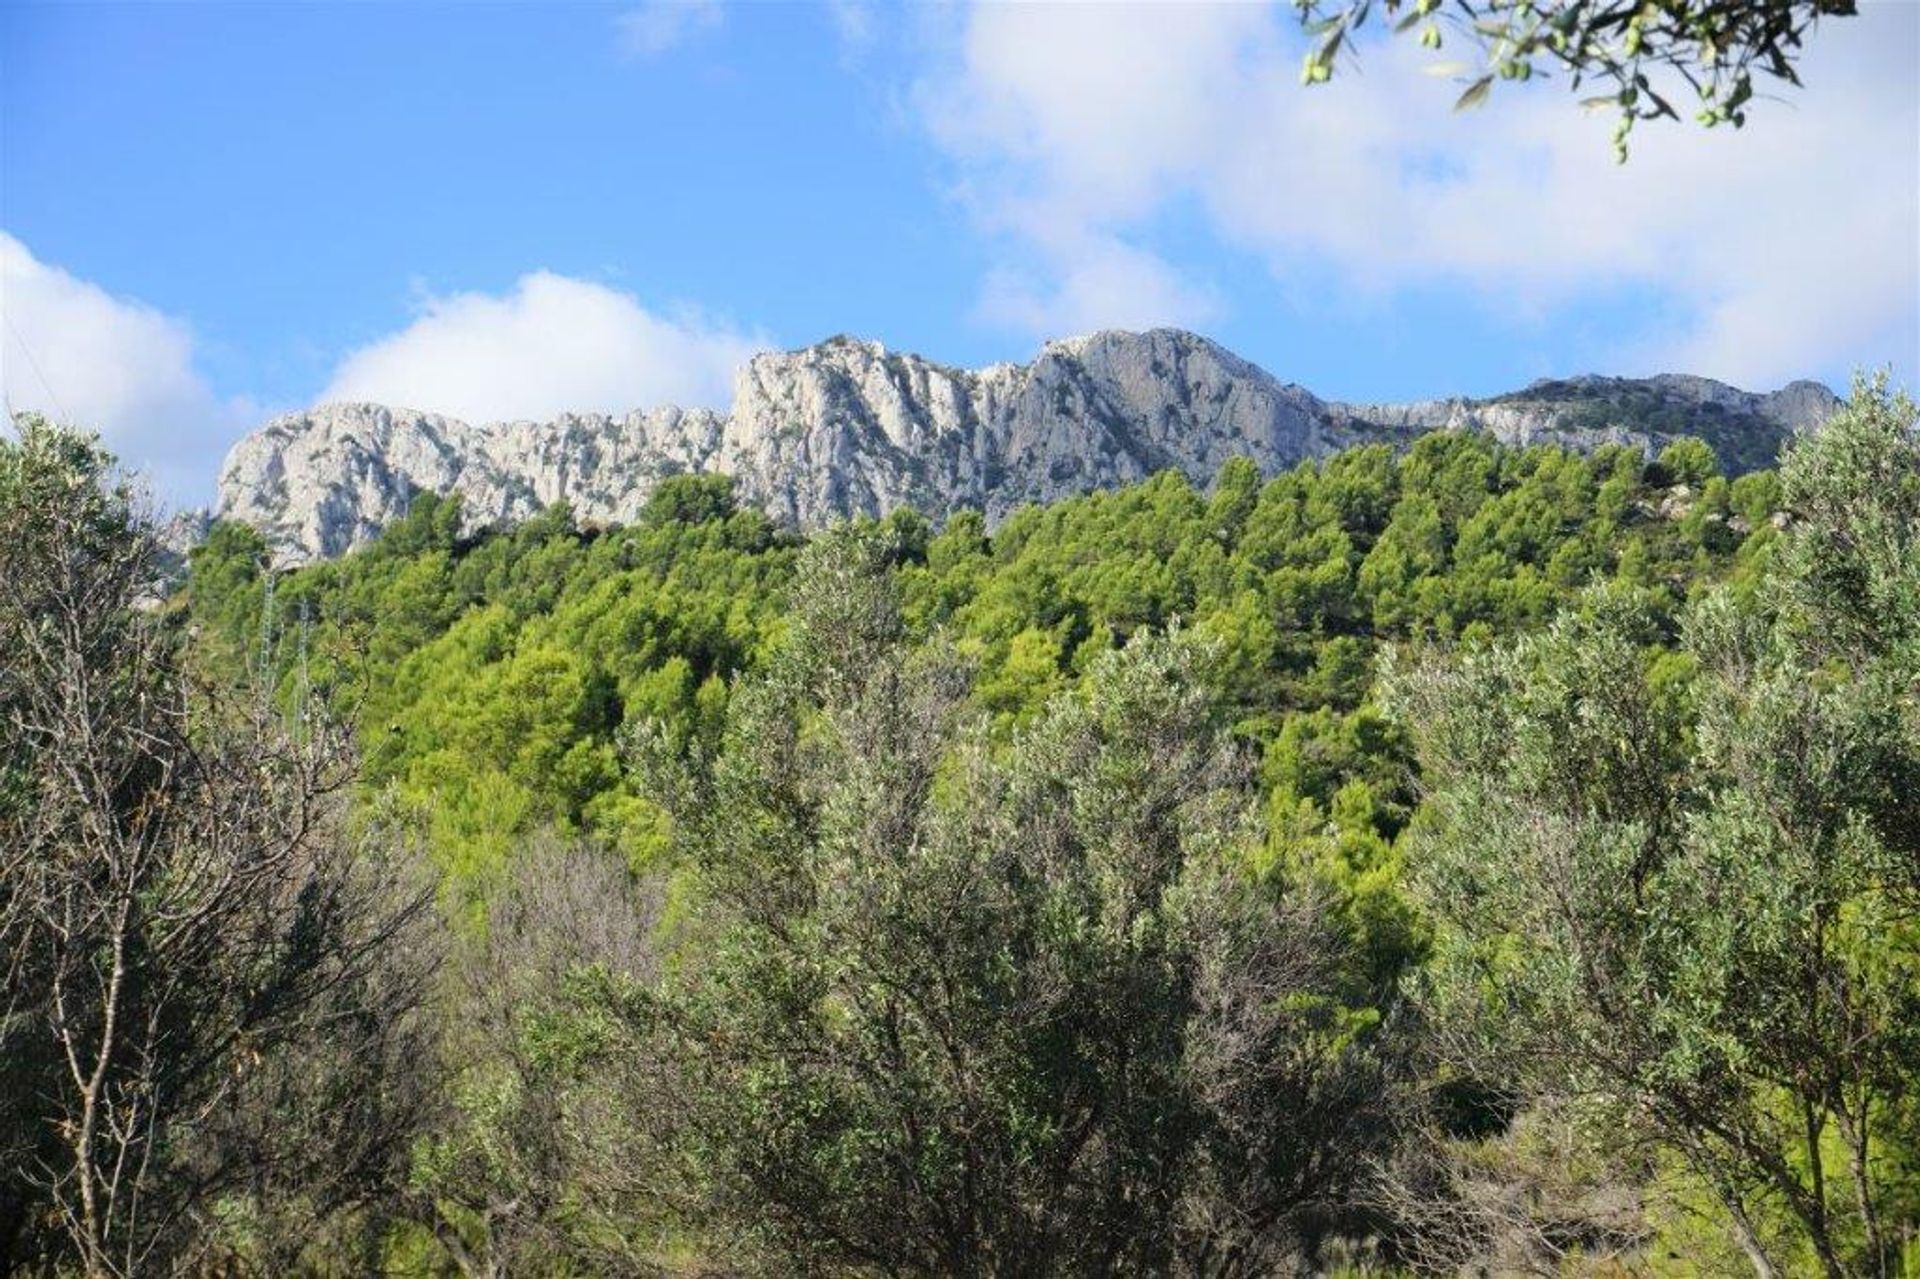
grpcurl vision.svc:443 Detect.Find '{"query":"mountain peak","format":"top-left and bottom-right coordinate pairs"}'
top-left (807, 333), bottom-right (889, 358)
top-left (213, 333), bottom-right (1838, 564)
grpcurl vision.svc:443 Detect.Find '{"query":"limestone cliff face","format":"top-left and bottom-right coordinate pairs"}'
top-left (218, 404), bottom-right (725, 561)
top-left (212, 329), bottom-right (1837, 564)
top-left (714, 331), bottom-right (1382, 528)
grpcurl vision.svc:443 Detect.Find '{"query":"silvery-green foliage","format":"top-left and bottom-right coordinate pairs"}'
top-left (1385, 380), bottom-right (1920, 1277)
top-left (625, 525), bottom-right (1391, 1276)
top-left (1774, 374), bottom-right (1920, 677)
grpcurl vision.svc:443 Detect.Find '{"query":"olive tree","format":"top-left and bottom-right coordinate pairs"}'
top-left (1294, 0), bottom-right (1859, 158)
top-left (1384, 379), bottom-right (1920, 1276)
top-left (0, 416), bottom-right (440, 1275)
top-left (409, 834), bottom-right (681, 1278)
top-left (623, 526), bottom-right (1395, 1275)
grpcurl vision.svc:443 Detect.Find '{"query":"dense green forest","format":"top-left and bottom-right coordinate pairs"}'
top-left (4, 383), bottom-right (1916, 1275)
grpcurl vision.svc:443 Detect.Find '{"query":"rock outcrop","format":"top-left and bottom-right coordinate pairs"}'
top-left (211, 329), bottom-right (1838, 564)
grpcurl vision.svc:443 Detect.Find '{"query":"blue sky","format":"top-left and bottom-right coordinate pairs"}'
top-left (3, 0), bottom-right (1916, 503)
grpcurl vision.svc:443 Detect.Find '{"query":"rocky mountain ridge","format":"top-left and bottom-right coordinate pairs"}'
top-left (212, 329), bottom-right (1838, 564)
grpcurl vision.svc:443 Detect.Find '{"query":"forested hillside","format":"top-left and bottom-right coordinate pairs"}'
top-left (5, 390), bottom-right (1916, 1275)
top-left (190, 429), bottom-right (1775, 894)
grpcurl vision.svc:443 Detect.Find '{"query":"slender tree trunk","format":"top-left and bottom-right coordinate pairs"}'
top-left (1688, 1140), bottom-right (1780, 1279)
top-left (1798, 1097), bottom-right (1845, 1279)
top-left (1835, 1104), bottom-right (1887, 1278)
top-left (62, 896), bottom-right (133, 1279)
top-left (1723, 1194), bottom-right (1780, 1279)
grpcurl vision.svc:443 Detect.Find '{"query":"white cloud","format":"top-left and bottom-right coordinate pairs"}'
top-left (916, 1), bottom-right (1920, 387)
top-left (615, 0), bottom-right (722, 58)
top-left (925, 3), bottom-right (1268, 223)
top-left (320, 270), bottom-right (766, 422)
top-left (976, 234), bottom-right (1220, 338)
top-left (0, 244), bottom-right (768, 503)
top-left (0, 232), bottom-right (250, 506)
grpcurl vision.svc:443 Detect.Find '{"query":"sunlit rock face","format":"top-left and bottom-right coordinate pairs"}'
top-left (216, 403), bottom-right (726, 563)
top-left (213, 329), bottom-right (1837, 564)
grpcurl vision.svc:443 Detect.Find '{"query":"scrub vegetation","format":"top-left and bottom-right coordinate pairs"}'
top-left (4, 379), bottom-right (1915, 1275)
